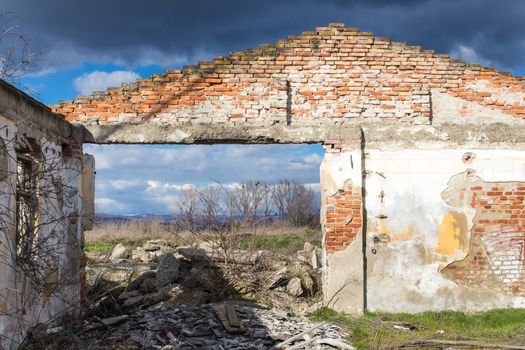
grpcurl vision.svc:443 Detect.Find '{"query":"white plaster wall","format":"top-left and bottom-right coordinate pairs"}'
top-left (364, 149), bottom-right (525, 313)
top-left (0, 119), bottom-right (85, 349)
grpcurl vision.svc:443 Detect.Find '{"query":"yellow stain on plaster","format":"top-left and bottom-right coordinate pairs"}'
top-left (435, 211), bottom-right (469, 257)
top-left (379, 221), bottom-right (417, 241)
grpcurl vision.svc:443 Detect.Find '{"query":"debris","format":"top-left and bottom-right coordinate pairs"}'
top-left (286, 277), bottom-right (304, 297)
top-left (212, 303), bottom-right (246, 334)
top-left (109, 243), bottom-right (129, 261)
top-left (76, 239), bottom-right (335, 348)
top-left (271, 323), bottom-right (322, 349)
top-left (302, 302), bottom-right (324, 316)
top-left (101, 314), bottom-right (129, 326)
top-left (393, 323), bottom-right (417, 331)
top-left (30, 303), bottom-right (350, 350)
top-left (266, 267), bottom-right (289, 290)
top-left (317, 338), bottom-right (356, 349)
top-left (311, 248), bottom-right (322, 269)
top-left (131, 246), bottom-right (150, 262)
top-left (128, 270), bottom-right (157, 291)
top-left (154, 253), bottom-right (180, 288)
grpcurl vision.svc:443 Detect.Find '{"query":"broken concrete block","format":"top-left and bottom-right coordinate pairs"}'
top-left (131, 247), bottom-right (149, 262)
top-left (311, 248), bottom-right (322, 269)
top-left (109, 243), bottom-right (129, 261)
top-left (128, 271), bottom-right (157, 291)
top-left (155, 253), bottom-right (180, 288)
top-left (286, 277), bottom-right (304, 297)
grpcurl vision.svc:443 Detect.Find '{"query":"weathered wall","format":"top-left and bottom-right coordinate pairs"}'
top-left (51, 23), bottom-right (525, 144)
top-left (47, 23), bottom-right (525, 315)
top-left (0, 81), bottom-right (91, 349)
top-left (364, 149), bottom-right (525, 313)
top-left (321, 139), bottom-right (364, 314)
top-left (321, 145), bottom-right (525, 314)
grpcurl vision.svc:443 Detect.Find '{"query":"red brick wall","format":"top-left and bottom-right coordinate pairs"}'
top-left (322, 140), bottom-right (363, 253)
top-left (443, 182), bottom-right (525, 294)
top-left (324, 184), bottom-right (363, 253)
top-left (52, 24), bottom-right (525, 126)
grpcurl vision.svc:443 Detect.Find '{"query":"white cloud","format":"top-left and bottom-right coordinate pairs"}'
top-left (449, 45), bottom-right (493, 67)
top-left (146, 181), bottom-right (186, 192)
top-left (73, 70), bottom-right (140, 95)
top-left (110, 179), bottom-right (140, 190)
top-left (95, 197), bottom-right (128, 213)
top-left (303, 153), bottom-right (322, 165)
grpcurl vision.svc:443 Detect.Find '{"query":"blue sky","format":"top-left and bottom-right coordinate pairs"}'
top-left (87, 144), bottom-right (324, 215)
top-left (3, 0), bottom-right (524, 214)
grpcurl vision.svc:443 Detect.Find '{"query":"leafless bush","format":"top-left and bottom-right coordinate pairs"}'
top-left (272, 179), bottom-right (318, 228)
top-left (0, 128), bottom-right (83, 348)
top-left (0, 12), bottom-right (47, 89)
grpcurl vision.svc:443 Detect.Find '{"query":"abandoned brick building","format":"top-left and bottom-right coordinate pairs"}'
top-left (1, 23), bottom-right (524, 347)
top-left (0, 81), bottom-right (94, 347)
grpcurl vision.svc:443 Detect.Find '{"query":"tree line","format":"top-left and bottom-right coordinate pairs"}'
top-left (175, 179), bottom-right (319, 231)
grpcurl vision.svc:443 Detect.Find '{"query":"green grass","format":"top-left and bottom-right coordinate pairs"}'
top-left (84, 238), bottom-right (152, 254)
top-left (309, 307), bottom-right (525, 349)
top-left (239, 229), bottom-right (321, 255)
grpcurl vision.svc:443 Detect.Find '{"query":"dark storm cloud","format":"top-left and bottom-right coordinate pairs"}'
top-left (3, 0), bottom-right (525, 71)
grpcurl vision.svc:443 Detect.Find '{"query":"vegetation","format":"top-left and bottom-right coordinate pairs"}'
top-left (239, 228), bottom-right (321, 255)
top-left (309, 307), bottom-right (525, 349)
top-left (84, 238), bottom-right (152, 254)
top-left (84, 218), bottom-right (321, 256)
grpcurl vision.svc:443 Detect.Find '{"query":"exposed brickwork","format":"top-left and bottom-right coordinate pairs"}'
top-left (323, 139), bottom-right (363, 253)
top-left (443, 182), bottom-right (525, 295)
top-left (52, 23), bottom-right (525, 127)
top-left (324, 183), bottom-right (362, 253)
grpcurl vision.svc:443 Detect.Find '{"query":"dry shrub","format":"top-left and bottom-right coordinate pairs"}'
top-left (85, 216), bottom-right (171, 242)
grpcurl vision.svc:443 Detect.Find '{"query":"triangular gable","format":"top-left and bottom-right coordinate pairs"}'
top-left (52, 23), bottom-right (525, 129)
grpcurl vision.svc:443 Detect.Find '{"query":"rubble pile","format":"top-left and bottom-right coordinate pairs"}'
top-left (87, 304), bottom-right (351, 349)
top-left (86, 239), bottom-right (324, 315)
top-left (24, 239), bottom-right (355, 349)
top-left (26, 303), bottom-right (353, 349)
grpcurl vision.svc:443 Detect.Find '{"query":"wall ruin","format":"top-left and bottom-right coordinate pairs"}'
top-left (0, 81), bottom-right (93, 349)
top-left (39, 23), bottom-right (525, 316)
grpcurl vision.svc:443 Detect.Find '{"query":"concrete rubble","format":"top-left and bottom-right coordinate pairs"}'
top-left (22, 240), bottom-right (353, 349)
top-left (25, 304), bottom-right (352, 350)
top-left (87, 239), bottom-right (324, 315)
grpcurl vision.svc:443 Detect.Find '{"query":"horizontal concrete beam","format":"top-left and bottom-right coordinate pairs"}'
top-left (80, 123), bottom-right (363, 144)
top-left (80, 121), bottom-right (525, 150)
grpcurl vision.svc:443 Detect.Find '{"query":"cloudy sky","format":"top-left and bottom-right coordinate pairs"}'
top-left (3, 0), bottom-right (524, 214)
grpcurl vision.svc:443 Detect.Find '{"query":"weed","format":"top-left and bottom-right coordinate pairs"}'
top-left (309, 307), bottom-right (525, 349)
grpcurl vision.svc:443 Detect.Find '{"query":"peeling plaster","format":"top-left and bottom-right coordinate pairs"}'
top-left (363, 149), bottom-right (525, 313)
top-left (0, 92), bottom-right (88, 349)
top-left (320, 146), bottom-right (364, 313)
top-left (325, 233), bottom-right (364, 314)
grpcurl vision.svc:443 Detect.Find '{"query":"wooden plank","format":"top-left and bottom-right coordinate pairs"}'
top-left (211, 303), bottom-right (246, 334)
top-left (225, 304), bottom-right (241, 328)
